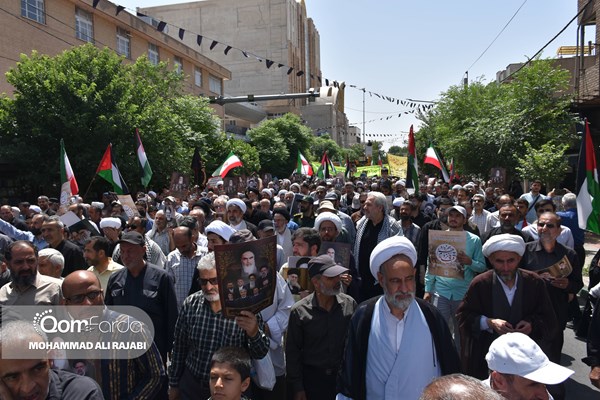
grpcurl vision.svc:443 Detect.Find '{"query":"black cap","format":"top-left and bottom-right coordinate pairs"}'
top-left (117, 231), bottom-right (145, 246)
top-left (308, 254), bottom-right (348, 279)
top-left (324, 192), bottom-right (338, 201)
top-left (257, 220), bottom-right (275, 231)
top-left (300, 195), bottom-right (313, 203)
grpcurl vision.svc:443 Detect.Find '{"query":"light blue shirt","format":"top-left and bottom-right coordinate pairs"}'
top-left (0, 218), bottom-right (48, 249)
top-left (425, 231), bottom-right (486, 300)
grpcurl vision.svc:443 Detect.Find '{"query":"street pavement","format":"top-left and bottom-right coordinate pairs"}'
top-left (563, 232), bottom-right (600, 398)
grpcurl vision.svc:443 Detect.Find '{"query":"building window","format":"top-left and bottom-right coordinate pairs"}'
top-left (75, 8), bottom-right (94, 43)
top-left (174, 56), bottom-right (183, 74)
top-left (116, 28), bottom-right (130, 59)
top-left (209, 75), bottom-right (222, 95)
top-left (148, 43), bottom-right (159, 65)
top-left (194, 67), bottom-right (202, 87)
top-left (21, 0), bottom-right (45, 23)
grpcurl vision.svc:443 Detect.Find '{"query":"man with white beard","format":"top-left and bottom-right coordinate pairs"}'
top-left (240, 250), bottom-right (258, 279)
top-left (169, 252), bottom-right (269, 400)
top-left (337, 236), bottom-right (460, 400)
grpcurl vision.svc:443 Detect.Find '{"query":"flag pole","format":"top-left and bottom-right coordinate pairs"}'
top-left (82, 174), bottom-right (98, 202)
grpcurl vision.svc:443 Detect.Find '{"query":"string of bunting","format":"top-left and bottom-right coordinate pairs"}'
top-left (312, 125), bottom-right (406, 139)
top-left (348, 109), bottom-right (418, 126)
top-left (347, 85), bottom-right (436, 110)
top-left (90, 1), bottom-right (436, 109)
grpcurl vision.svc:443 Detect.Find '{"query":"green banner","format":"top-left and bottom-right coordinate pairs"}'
top-left (354, 165), bottom-right (388, 177)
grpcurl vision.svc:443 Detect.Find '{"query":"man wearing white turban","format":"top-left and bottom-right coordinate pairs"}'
top-left (226, 198), bottom-right (258, 237)
top-left (456, 234), bottom-right (558, 379)
top-left (337, 236), bottom-right (460, 400)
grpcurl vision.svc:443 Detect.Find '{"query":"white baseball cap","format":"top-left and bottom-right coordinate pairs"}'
top-left (486, 333), bottom-right (573, 385)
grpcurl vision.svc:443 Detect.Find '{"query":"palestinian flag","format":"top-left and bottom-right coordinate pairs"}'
top-left (316, 152), bottom-right (336, 179)
top-left (405, 125), bottom-right (419, 191)
top-left (60, 139), bottom-right (79, 196)
top-left (212, 151), bottom-right (242, 178)
top-left (344, 154), bottom-right (352, 179)
top-left (296, 151), bottom-right (313, 176)
top-left (424, 145), bottom-right (450, 182)
top-left (135, 129), bottom-right (152, 188)
top-left (96, 144), bottom-right (129, 195)
top-left (577, 119), bottom-right (600, 234)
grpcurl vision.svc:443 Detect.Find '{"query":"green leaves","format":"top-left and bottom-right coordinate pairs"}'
top-left (247, 113), bottom-right (313, 176)
top-left (0, 44), bottom-right (220, 195)
top-left (417, 60), bottom-right (576, 180)
top-left (515, 141), bottom-right (570, 187)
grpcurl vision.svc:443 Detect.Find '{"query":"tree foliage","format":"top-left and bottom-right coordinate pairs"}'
top-left (248, 113), bottom-right (313, 176)
top-left (0, 44), bottom-right (221, 195)
top-left (311, 134), bottom-right (342, 162)
top-left (417, 60), bottom-right (577, 180)
top-left (388, 145), bottom-right (407, 156)
top-left (515, 141), bottom-right (570, 187)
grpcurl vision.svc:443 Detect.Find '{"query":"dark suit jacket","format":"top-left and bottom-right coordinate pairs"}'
top-left (456, 269), bottom-right (557, 378)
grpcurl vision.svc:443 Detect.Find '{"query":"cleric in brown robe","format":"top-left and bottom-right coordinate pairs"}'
top-left (456, 234), bottom-right (558, 379)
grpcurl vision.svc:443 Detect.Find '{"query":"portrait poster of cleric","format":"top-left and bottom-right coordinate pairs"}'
top-left (280, 256), bottom-right (313, 296)
top-left (428, 230), bottom-right (467, 279)
top-left (318, 241), bottom-right (351, 270)
top-left (539, 256), bottom-right (573, 279)
top-left (214, 235), bottom-right (277, 318)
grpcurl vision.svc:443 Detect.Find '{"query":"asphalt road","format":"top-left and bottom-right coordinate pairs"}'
top-left (562, 327), bottom-right (599, 398)
top-left (562, 233), bottom-right (600, 398)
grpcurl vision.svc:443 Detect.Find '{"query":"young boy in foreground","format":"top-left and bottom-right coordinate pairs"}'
top-left (208, 347), bottom-right (252, 400)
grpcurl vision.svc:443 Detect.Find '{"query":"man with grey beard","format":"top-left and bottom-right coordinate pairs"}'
top-left (286, 254), bottom-right (356, 400)
top-left (337, 236), bottom-right (460, 400)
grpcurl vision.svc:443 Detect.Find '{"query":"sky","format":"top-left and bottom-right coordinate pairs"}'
top-left (116, 0), bottom-right (585, 149)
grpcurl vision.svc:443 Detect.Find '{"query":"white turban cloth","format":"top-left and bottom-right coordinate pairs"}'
top-left (314, 212), bottom-right (342, 233)
top-left (99, 217), bottom-right (122, 230)
top-left (369, 236), bottom-right (418, 279)
top-left (482, 234), bottom-right (526, 257)
top-left (226, 198), bottom-right (247, 214)
top-left (205, 220), bottom-right (236, 242)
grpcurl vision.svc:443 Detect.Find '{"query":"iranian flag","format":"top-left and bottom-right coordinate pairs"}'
top-left (405, 125), bottom-right (419, 191)
top-left (60, 139), bottom-right (79, 196)
top-left (96, 144), bottom-right (129, 194)
top-left (212, 151), bottom-right (243, 178)
top-left (296, 151), bottom-right (313, 176)
top-left (135, 129), bottom-right (153, 188)
top-left (424, 145), bottom-right (450, 182)
top-left (576, 119), bottom-right (600, 234)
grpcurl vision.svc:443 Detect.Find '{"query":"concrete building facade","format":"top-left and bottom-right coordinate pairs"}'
top-left (140, 0), bottom-right (322, 117)
top-left (301, 85), bottom-right (350, 147)
top-left (0, 0), bottom-right (231, 120)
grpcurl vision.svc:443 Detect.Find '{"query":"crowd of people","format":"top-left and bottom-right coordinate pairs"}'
top-left (0, 168), bottom-right (599, 400)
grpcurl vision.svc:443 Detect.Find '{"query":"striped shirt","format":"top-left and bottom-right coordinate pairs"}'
top-left (168, 292), bottom-right (269, 388)
top-left (166, 245), bottom-right (207, 309)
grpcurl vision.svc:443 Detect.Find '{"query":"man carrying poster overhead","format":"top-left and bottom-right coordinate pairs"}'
top-left (424, 205), bottom-right (486, 350)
